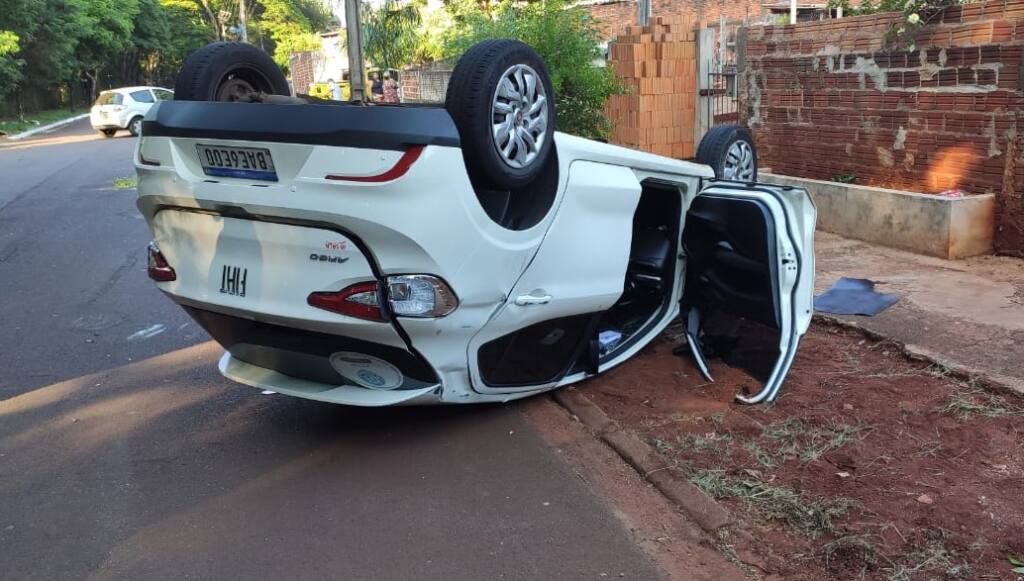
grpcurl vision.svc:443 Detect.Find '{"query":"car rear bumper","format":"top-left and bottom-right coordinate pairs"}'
top-left (90, 112), bottom-right (128, 130)
top-left (185, 306), bottom-right (445, 405)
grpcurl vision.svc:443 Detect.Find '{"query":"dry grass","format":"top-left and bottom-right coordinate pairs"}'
top-left (941, 385), bottom-right (1019, 420)
top-left (687, 469), bottom-right (856, 537)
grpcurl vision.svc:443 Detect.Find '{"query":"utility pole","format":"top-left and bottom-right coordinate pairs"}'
top-left (239, 0), bottom-right (249, 42)
top-left (345, 0), bottom-right (366, 102)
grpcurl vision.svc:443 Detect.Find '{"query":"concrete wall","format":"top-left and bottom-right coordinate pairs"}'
top-left (763, 172), bottom-right (996, 259)
top-left (743, 0), bottom-right (1024, 256)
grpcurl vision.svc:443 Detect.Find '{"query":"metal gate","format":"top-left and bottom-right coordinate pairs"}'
top-left (695, 20), bottom-right (745, 145)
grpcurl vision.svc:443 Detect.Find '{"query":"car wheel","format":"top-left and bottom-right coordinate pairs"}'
top-left (446, 40), bottom-right (556, 190)
top-left (695, 124), bottom-right (757, 181)
top-left (100, 129), bottom-right (117, 138)
top-left (127, 116), bottom-right (143, 137)
top-left (174, 42), bottom-right (290, 102)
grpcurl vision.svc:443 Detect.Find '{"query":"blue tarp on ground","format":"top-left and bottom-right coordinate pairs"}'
top-left (814, 277), bottom-right (900, 316)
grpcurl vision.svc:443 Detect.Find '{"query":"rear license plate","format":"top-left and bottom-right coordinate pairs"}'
top-left (196, 144), bottom-right (277, 182)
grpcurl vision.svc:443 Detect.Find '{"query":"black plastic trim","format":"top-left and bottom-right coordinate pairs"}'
top-left (184, 306), bottom-right (440, 389)
top-left (476, 312), bottom-right (603, 389)
top-left (142, 101), bottom-right (461, 150)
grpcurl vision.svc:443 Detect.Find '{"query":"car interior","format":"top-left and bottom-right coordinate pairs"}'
top-left (593, 180), bottom-right (683, 363)
top-left (680, 192), bottom-right (785, 383)
top-left (476, 180), bottom-right (684, 388)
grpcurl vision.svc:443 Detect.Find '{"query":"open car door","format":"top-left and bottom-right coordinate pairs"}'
top-left (681, 181), bottom-right (816, 404)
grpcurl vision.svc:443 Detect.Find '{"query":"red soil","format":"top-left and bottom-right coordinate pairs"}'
top-left (582, 323), bottom-right (1024, 580)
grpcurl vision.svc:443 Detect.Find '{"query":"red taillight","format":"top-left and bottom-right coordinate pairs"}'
top-left (325, 146), bottom-right (424, 182)
top-left (307, 282), bottom-right (384, 321)
top-left (147, 243), bottom-right (176, 282)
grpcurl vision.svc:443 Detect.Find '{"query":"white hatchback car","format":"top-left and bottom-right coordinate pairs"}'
top-left (136, 41), bottom-right (816, 407)
top-left (90, 86), bottom-right (173, 138)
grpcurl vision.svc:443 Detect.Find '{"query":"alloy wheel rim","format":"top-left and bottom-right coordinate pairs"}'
top-left (723, 140), bottom-right (755, 181)
top-left (491, 64), bottom-right (548, 169)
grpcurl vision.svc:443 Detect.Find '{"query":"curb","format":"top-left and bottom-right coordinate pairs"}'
top-left (3, 113), bottom-right (89, 141)
top-left (814, 314), bottom-right (1024, 397)
top-left (552, 388), bottom-right (732, 533)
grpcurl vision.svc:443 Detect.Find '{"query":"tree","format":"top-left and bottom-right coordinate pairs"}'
top-left (162, 0), bottom-right (234, 41)
top-left (256, 0), bottom-right (335, 68)
top-left (443, 0), bottom-right (624, 139)
top-left (0, 30), bottom-right (23, 92)
top-left (0, 0), bottom-right (333, 113)
top-left (75, 0), bottom-right (141, 100)
top-left (363, 0), bottom-right (422, 71)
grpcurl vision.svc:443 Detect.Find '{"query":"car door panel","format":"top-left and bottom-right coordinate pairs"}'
top-left (682, 182), bottom-right (815, 404)
top-left (468, 160), bottom-right (642, 393)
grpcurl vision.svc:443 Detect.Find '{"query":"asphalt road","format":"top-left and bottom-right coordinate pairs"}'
top-left (0, 120), bottom-right (664, 580)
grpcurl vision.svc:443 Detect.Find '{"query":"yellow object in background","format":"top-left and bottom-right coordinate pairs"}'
top-left (307, 82), bottom-right (351, 101)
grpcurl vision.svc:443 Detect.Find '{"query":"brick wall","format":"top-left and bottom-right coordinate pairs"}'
top-left (587, 1), bottom-right (639, 39)
top-left (652, 0), bottom-right (769, 26)
top-left (607, 17), bottom-right (699, 158)
top-left (400, 62), bottom-right (453, 103)
top-left (289, 52), bottom-right (315, 95)
top-left (584, 0), bottom-right (799, 40)
top-left (744, 0), bottom-right (1024, 255)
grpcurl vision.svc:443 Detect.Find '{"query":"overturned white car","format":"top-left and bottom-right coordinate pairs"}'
top-left (135, 40), bottom-right (815, 406)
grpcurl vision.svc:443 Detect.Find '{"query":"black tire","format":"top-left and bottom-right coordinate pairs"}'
top-left (127, 116), bottom-right (143, 137)
top-left (695, 124), bottom-right (758, 182)
top-left (100, 129), bottom-right (117, 138)
top-left (174, 42), bottom-right (290, 102)
top-left (446, 40), bottom-right (556, 190)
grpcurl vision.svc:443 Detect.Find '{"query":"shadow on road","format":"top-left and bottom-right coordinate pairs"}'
top-left (1, 342), bottom-right (649, 581)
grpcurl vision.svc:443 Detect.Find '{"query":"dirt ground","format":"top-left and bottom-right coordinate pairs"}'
top-left (579, 322), bottom-right (1024, 580)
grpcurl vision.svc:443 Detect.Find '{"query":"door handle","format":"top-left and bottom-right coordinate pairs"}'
top-left (515, 294), bottom-right (552, 306)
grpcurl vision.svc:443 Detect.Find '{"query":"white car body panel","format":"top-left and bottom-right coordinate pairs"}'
top-left (152, 210), bottom-right (408, 348)
top-left (136, 102), bottom-right (814, 406)
top-left (465, 161), bottom-right (641, 394)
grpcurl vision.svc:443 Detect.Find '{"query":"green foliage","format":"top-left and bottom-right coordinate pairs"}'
top-left (257, 0), bottom-right (335, 68)
top-left (1009, 554), bottom-right (1024, 574)
top-left (416, 5), bottom-right (454, 62)
top-left (443, 0), bottom-right (624, 139)
top-left (363, 0), bottom-right (423, 71)
top-left (0, 30), bottom-right (23, 89)
top-left (0, 106), bottom-right (87, 135)
top-left (0, 0), bottom-right (334, 111)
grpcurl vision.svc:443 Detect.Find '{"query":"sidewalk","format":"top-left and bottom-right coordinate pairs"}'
top-left (815, 231), bottom-right (1024, 394)
top-left (1, 111), bottom-right (89, 141)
